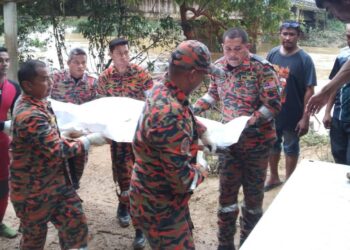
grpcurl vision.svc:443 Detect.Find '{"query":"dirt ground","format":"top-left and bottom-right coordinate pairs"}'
top-left (0, 144), bottom-right (327, 250)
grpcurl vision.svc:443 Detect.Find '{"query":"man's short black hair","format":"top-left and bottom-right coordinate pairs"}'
top-left (315, 0), bottom-right (324, 8)
top-left (18, 60), bottom-right (46, 85)
top-left (222, 28), bottom-right (249, 44)
top-left (109, 38), bottom-right (128, 52)
top-left (68, 48), bottom-right (87, 61)
top-left (279, 20), bottom-right (302, 35)
top-left (0, 47), bottom-right (8, 53)
top-left (316, 0), bottom-right (342, 8)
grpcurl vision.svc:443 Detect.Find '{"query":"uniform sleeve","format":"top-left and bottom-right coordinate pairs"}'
top-left (146, 113), bottom-right (203, 194)
top-left (17, 112), bottom-right (84, 160)
top-left (254, 65), bottom-right (281, 123)
top-left (195, 117), bottom-right (207, 137)
top-left (141, 70), bottom-right (154, 91)
top-left (89, 77), bottom-right (99, 100)
top-left (97, 71), bottom-right (108, 96)
top-left (9, 81), bottom-right (21, 115)
top-left (50, 72), bottom-right (61, 100)
top-left (193, 77), bottom-right (219, 115)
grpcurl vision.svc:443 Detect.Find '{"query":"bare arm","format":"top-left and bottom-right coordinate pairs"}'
top-left (296, 86), bottom-right (314, 136)
top-left (322, 91), bottom-right (337, 129)
top-left (307, 60), bottom-right (350, 114)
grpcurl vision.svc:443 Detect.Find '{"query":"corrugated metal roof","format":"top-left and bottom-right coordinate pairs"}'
top-left (290, 0), bottom-right (322, 11)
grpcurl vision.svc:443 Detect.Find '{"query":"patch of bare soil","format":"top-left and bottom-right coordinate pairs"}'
top-left (0, 143), bottom-right (329, 250)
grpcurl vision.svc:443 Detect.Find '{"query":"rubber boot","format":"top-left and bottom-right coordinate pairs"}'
top-left (239, 205), bottom-right (263, 247)
top-left (217, 208), bottom-right (239, 250)
top-left (0, 223), bottom-right (17, 238)
top-left (116, 203), bottom-right (130, 228)
top-left (132, 228), bottom-right (146, 250)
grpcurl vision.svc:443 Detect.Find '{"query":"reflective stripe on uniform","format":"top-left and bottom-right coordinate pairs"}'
top-left (202, 93), bottom-right (216, 105)
top-left (258, 105), bottom-right (274, 121)
top-left (219, 203), bottom-right (239, 213)
top-left (190, 166), bottom-right (199, 191)
top-left (242, 204), bottom-right (263, 215)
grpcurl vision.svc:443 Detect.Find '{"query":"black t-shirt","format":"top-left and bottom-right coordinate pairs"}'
top-left (267, 46), bottom-right (317, 130)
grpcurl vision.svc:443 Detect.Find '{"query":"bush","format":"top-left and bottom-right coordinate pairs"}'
top-left (300, 19), bottom-right (346, 48)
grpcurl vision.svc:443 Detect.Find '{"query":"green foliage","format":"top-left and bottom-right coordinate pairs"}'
top-left (300, 19), bottom-right (346, 48)
top-left (230, 0), bottom-right (291, 52)
top-left (173, 0), bottom-right (290, 52)
top-left (15, 0), bottom-right (67, 66)
top-left (300, 130), bottom-right (329, 147)
top-left (78, 1), bottom-right (182, 73)
top-left (76, 1), bottom-right (120, 72)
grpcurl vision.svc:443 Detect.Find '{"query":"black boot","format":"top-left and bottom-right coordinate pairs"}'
top-left (133, 229), bottom-right (146, 250)
top-left (217, 244), bottom-right (235, 250)
top-left (116, 203), bottom-right (130, 227)
top-left (239, 205), bottom-right (263, 247)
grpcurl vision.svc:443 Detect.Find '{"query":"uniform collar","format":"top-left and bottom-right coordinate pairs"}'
top-left (65, 69), bottom-right (88, 82)
top-left (21, 94), bottom-right (49, 109)
top-left (112, 64), bottom-right (132, 76)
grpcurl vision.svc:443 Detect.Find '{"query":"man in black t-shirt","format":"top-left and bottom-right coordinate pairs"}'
top-left (265, 21), bottom-right (317, 191)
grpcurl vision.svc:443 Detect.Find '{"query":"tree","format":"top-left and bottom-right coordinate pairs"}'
top-left (173, 0), bottom-right (290, 52)
top-left (231, 0), bottom-right (290, 52)
top-left (14, 0), bottom-right (67, 68)
top-left (78, 0), bottom-right (182, 73)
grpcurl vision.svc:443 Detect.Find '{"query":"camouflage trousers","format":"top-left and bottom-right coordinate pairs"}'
top-left (67, 151), bottom-right (88, 189)
top-left (217, 142), bottom-right (269, 248)
top-left (12, 189), bottom-right (88, 250)
top-left (110, 142), bottom-right (134, 205)
top-left (131, 192), bottom-right (195, 250)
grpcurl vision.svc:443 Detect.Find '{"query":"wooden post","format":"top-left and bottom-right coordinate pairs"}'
top-left (3, 1), bottom-right (18, 82)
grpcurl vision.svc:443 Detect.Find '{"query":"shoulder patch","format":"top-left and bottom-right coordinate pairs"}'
top-left (251, 54), bottom-right (271, 66)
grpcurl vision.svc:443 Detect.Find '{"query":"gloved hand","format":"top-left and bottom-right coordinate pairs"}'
top-left (78, 132), bottom-right (107, 149)
top-left (199, 131), bottom-right (216, 154)
top-left (86, 133), bottom-right (107, 146)
top-left (196, 150), bottom-right (209, 178)
top-left (3, 120), bottom-right (11, 135)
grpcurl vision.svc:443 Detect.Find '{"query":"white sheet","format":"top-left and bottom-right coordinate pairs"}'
top-left (50, 97), bottom-right (249, 146)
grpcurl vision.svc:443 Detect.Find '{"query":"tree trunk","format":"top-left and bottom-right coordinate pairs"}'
top-left (52, 17), bottom-right (65, 70)
top-left (179, 3), bottom-right (195, 40)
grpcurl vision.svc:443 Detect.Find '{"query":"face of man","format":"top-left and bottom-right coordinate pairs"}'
top-left (323, 0), bottom-right (350, 22)
top-left (280, 28), bottom-right (300, 51)
top-left (0, 51), bottom-right (10, 78)
top-left (68, 54), bottom-right (87, 79)
top-left (179, 68), bottom-right (207, 96)
top-left (110, 44), bottom-right (130, 70)
top-left (27, 66), bottom-right (53, 99)
top-left (222, 37), bottom-right (249, 67)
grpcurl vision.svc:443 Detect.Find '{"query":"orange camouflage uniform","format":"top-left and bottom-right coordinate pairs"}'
top-left (97, 64), bottom-right (153, 204)
top-left (50, 69), bottom-right (98, 189)
top-left (10, 94), bottom-right (88, 250)
top-left (130, 76), bottom-right (206, 249)
top-left (194, 54), bottom-right (281, 248)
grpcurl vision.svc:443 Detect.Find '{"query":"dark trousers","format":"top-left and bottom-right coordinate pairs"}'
top-left (330, 118), bottom-right (350, 165)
